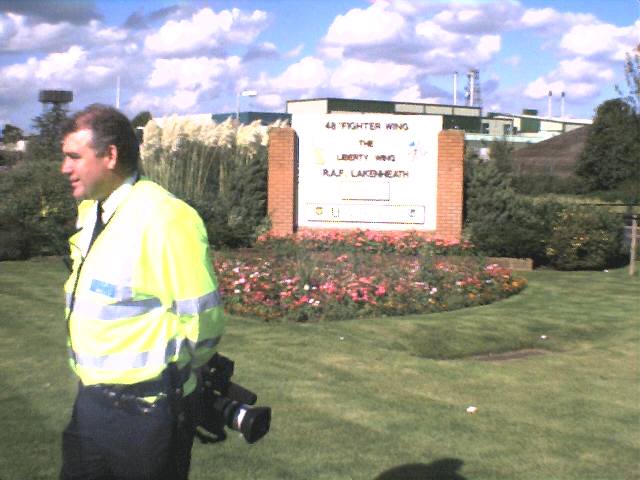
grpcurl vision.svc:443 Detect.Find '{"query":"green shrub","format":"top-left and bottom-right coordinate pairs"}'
top-left (587, 179), bottom-right (640, 205)
top-left (512, 174), bottom-right (589, 196)
top-left (546, 206), bottom-right (626, 270)
top-left (465, 162), bottom-right (561, 264)
top-left (188, 144), bottom-right (269, 249)
top-left (0, 160), bottom-right (76, 260)
top-left (0, 150), bottom-right (24, 168)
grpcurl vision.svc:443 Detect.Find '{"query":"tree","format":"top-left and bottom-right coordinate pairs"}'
top-left (616, 48), bottom-right (640, 114)
top-left (575, 98), bottom-right (640, 192)
top-left (490, 138), bottom-right (514, 174)
top-left (1, 124), bottom-right (24, 144)
top-left (26, 104), bottom-right (69, 162)
top-left (131, 111), bottom-right (152, 129)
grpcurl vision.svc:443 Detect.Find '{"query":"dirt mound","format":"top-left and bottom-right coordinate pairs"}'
top-left (513, 126), bottom-right (590, 177)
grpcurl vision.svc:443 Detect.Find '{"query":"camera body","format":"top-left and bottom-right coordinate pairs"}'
top-left (196, 353), bottom-right (271, 444)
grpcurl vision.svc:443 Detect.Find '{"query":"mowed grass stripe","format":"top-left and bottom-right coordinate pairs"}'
top-left (0, 258), bottom-right (638, 479)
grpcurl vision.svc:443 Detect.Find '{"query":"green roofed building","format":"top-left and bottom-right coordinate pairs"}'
top-left (286, 97), bottom-right (482, 133)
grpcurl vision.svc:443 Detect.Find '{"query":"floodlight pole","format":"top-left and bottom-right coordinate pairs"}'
top-left (235, 90), bottom-right (258, 124)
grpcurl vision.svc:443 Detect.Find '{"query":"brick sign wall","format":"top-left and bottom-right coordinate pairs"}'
top-left (268, 115), bottom-right (464, 241)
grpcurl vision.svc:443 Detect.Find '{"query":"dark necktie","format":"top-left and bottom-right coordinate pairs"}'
top-left (88, 201), bottom-right (104, 251)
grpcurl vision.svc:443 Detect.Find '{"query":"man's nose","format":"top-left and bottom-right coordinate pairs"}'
top-left (60, 157), bottom-right (72, 174)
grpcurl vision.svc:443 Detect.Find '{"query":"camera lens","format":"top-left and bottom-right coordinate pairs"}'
top-left (234, 406), bottom-right (271, 444)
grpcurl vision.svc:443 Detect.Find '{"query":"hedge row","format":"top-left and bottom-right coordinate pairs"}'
top-left (0, 156), bottom-right (629, 271)
top-left (465, 162), bottom-right (628, 270)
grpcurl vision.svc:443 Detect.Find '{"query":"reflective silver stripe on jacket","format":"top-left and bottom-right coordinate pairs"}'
top-left (73, 337), bottom-right (181, 370)
top-left (71, 296), bottom-right (163, 321)
top-left (68, 289), bottom-right (221, 319)
top-left (89, 279), bottom-right (134, 300)
top-left (71, 336), bottom-right (222, 370)
top-left (172, 290), bottom-right (221, 315)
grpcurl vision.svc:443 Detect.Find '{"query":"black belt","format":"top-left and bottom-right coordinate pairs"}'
top-left (84, 364), bottom-right (191, 399)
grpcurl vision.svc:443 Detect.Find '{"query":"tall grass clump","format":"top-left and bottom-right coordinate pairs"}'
top-left (140, 116), bottom-right (287, 247)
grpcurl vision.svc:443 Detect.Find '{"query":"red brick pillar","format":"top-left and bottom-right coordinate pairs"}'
top-left (267, 127), bottom-right (297, 236)
top-left (436, 130), bottom-right (465, 241)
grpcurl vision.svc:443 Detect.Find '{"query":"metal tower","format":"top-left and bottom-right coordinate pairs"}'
top-left (38, 90), bottom-right (73, 112)
top-left (464, 69), bottom-right (482, 108)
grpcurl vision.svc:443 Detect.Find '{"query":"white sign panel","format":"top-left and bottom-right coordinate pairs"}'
top-left (293, 113), bottom-right (442, 231)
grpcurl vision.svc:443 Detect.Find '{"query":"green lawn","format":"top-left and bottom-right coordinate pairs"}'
top-left (0, 257), bottom-right (638, 480)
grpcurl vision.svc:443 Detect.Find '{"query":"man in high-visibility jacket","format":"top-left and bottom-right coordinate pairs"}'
top-left (59, 103), bottom-right (226, 480)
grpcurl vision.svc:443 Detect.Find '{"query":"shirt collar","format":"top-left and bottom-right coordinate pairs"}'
top-left (99, 172), bottom-right (138, 223)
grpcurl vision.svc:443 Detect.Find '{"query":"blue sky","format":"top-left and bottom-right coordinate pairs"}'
top-left (0, 0), bottom-right (638, 132)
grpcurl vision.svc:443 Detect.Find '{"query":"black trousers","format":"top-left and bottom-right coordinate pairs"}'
top-left (60, 385), bottom-right (196, 480)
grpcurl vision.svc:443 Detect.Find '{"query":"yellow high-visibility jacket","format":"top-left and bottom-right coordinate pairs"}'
top-left (64, 179), bottom-right (225, 396)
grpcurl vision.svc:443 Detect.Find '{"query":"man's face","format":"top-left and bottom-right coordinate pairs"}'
top-left (61, 129), bottom-right (114, 200)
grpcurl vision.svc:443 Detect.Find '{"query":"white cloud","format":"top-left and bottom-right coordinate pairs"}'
top-left (170, 89), bottom-right (200, 110)
top-left (143, 7), bottom-right (268, 57)
top-left (391, 84), bottom-right (442, 104)
top-left (244, 41), bottom-right (278, 61)
top-left (270, 56), bottom-right (329, 91)
top-left (330, 59), bottom-right (415, 91)
top-left (1, 45), bottom-right (112, 85)
top-left (431, 1), bottom-right (522, 34)
top-left (520, 7), bottom-right (597, 32)
top-left (0, 45), bottom-right (119, 115)
top-left (0, 14), bottom-right (18, 43)
top-left (560, 21), bottom-right (640, 61)
top-left (36, 45), bottom-right (86, 80)
top-left (475, 35), bottom-right (501, 62)
top-left (524, 78), bottom-right (564, 99)
top-left (0, 12), bottom-right (72, 52)
top-left (415, 19), bottom-right (459, 45)
top-left (323, 3), bottom-right (406, 46)
top-left (520, 7), bottom-right (557, 27)
top-left (127, 89), bottom-right (201, 114)
top-left (0, 12), bottom-right (128, 54)
top-left (318, 45), bottom-right (344, 60)
top-left (556, 58), bottom-right (614, 82)
top-left (524, 76), bottom-right (599, 100)
top-left (127, 92), bottom-right (163, 113)
top-left (147, 56), bottom-right (242, 90)
top-left (285, 43), bottom-right (304, 58)
top-left (504, 55), bottom-right (521, 67)
top-left (92, 20), bottom-right (127, 43)
top-left (255, 93), bottom-right (283, 110)
top-left (413, 23), bottom-right (501, 72)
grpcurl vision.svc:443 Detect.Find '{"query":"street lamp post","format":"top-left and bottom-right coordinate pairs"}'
top-left (236, 90), bottom-right (258, 124)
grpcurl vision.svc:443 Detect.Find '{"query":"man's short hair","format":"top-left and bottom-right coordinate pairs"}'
top-left (62, 104), bottom-right (139, 174)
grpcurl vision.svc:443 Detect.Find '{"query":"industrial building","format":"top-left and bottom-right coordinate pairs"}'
top-left (286, 97), bottom-right (482, 132)
top-left (286, 97), bottom-right (591, 146)
top-left (211, 111), bottom-right (291, 125)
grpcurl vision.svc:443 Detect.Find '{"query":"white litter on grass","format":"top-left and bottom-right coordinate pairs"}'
top-left (540, 335), bottom-right (547, 340)
top-left (604, 269), bottom-right (609, 273)
top-left (466, 406), bottom-right (478, 414)
top-left (339, 336), bottom-right (344, 341)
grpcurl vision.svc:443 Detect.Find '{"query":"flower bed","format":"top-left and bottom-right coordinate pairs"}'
top-left (214, 231), bottom-right (526, 322)
top-left (256, 229), bottom-right (473, 256)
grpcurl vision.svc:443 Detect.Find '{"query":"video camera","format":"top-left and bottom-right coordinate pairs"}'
top-left (196, 353), bottom-right (271, 445)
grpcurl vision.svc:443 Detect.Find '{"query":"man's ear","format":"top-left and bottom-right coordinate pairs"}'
top-left (105, 145), bottom-right (118, 170)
